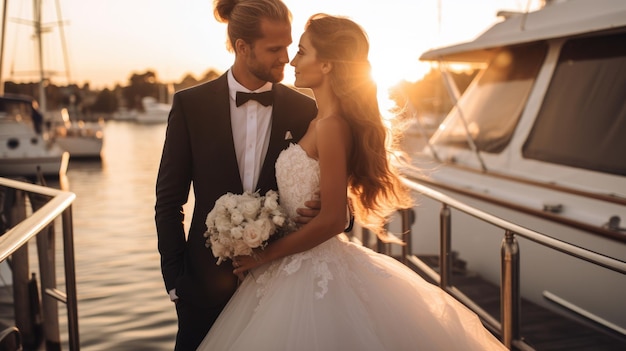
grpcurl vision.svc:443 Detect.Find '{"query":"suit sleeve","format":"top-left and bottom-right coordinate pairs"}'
top-left (155, 92), bottom-right (192, 292)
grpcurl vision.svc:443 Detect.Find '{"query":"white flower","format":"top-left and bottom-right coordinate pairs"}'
top-left (272, 215), bottom-right (285, 227)
top-left (264, 190), bottom-right (279, 211)
top-left (230, 209), bottom-right (244, 226)
top-left (242, 222), bottom-right (264, 248)
top-left (239, 195), bottom-right (261, 220)
top-left (233, 240), bottom-right (252, 256)
top-left (220, 193), bottom-right (238, 209)
top-left (230, 226), bottom-right (244, 240)
top-left (204, 190), bottom-right (292, 265)
top-left (260, 218), bottom-right (276, 242)
top-left (214, 215), bottom-right (232, 234)
top-left (209, 237), bottom-right (228, 265)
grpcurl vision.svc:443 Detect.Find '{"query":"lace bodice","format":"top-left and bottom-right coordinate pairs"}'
top-left (257, 144), bottom-right (384, 301)
top-left (275, 144), bottom-right (320, 219)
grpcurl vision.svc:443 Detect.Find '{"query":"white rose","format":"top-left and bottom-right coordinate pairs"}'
top-left (230, 209), bottom-right (244, 226)
top-left (255, 218), bottom-right (275, 242)
top-left (242, 223), bottom-right (264, 248)
top-left (272, 214), bottom-right (285, 227)
top-left (239, 197), bottom-right (261, 221)
top-left (221, 194), bottom-right (238, 210)
top-left (233, 240), bottom-right (252, 256)
top-left (214, 215), bottom-right (232, 233)
top-left (210, 237), bottom-right (228, 261)
top-left (230, 226), bottom-right (244, 240)
top-left (264, 191), bottom-right (279, 211)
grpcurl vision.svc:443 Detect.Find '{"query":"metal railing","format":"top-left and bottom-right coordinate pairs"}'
top-left (391, 176), bottom-right (626, 350)
top-left (0, 177), bottom-right (79, 350)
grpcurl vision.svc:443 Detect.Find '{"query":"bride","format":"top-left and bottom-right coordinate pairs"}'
top-left (197, 13), bottom-right (508, 351)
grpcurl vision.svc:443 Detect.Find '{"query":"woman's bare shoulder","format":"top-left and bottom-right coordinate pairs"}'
top-left (315, 115), bottom-right (352, 155)
top-left (315, 115), bottom-right (350, 136)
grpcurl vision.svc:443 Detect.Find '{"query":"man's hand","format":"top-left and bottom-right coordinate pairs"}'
top-left (294, 197), bottom-right (354, 233)
top-left (294, 199), bottom-right (321, 225)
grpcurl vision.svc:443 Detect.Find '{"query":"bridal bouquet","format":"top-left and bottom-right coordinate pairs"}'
top-left (204, 190), bottom-right (293, 265)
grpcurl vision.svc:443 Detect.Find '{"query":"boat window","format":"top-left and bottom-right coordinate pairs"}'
top-left (523, 32), bottom-right (626, 176)
top-left (431, 42), bottom-right (547, 153)
top-left (0, 98), bottom-right (33, 123)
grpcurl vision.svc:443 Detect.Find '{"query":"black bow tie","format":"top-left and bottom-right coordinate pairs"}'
top-left (236, 91), bottom-right (274, 107)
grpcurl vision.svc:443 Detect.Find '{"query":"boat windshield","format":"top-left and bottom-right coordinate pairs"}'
top-left (431, 42), bottom-right (547, 153)
top-left (0, 97), bottom-right (35, 123)
top-left (523, 32), bottom-right (626, 176)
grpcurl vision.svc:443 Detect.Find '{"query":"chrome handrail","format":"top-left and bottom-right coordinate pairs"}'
top-left (398, 175), bottom-right (626, 350)
top-left (401, 176), bottom-right (626, 274)
top-left (0, 177), bottom-right (79, 350)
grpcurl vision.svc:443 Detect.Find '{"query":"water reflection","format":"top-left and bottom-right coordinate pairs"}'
top-left (59, 121), bottom-right (177, 350)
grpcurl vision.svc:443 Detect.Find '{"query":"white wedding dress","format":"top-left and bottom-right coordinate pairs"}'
top-left (197, 144), bottom-right (507, 350)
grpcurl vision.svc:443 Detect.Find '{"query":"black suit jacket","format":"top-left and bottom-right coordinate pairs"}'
top-left (155, 73), bottom-right (317, 308)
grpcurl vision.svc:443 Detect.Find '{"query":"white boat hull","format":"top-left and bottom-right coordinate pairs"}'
top-left (136, 96), bottom-right (170, 124)
top-left (54, 136), bottom-right (103, 158)
top-left (1, 121), bottom-right (67, 177)
top-left (47, 111), bottom-right (105, 158)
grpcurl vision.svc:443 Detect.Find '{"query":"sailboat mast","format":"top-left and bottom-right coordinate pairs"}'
top-left (34, 0), bottom-right (46, 113)
top-left (0, 0), bottom-right (7, 95)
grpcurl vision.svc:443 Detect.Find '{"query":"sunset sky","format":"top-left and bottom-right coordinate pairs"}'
top-left (1, 0), bottom-right (542, 91)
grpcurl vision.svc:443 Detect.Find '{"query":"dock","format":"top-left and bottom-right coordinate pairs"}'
top-left (412, 255), bottom-right (626, 351)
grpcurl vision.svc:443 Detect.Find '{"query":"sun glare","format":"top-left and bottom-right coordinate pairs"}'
top-left (370, 54), bottom-right (431, 121)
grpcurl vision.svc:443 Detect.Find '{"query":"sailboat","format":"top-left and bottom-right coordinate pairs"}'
top-left (0, 1), bottom-right (67, 177)
top-left (3, 0), bottom-right (103, 161)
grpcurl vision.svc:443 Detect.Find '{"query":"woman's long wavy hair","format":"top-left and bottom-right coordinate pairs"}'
top-left (305, 14), bottom-right (413, 241)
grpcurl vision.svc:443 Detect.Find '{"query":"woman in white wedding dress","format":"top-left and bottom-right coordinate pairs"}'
top-left (197, 13), bottom-right (508, 351)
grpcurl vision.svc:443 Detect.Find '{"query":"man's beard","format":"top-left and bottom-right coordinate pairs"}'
top-left (248, 52), bottom-right (284, 83)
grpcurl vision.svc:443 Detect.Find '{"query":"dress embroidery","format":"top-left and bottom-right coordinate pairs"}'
top-left (250, 144), bottom-right (388, 301)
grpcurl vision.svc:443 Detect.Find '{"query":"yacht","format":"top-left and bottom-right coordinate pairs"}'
top-left (49, 108), bottom-right (104, 158)
top-left (0, 94), bottom-right (67, 177)
top-left (135, 96), bottom-right (170, 124)
top-left (404, 0), bottom-right (626, 336)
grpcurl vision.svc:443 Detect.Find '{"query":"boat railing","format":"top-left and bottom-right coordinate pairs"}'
top-left (0, 176), bottom-right (79, 350)
top-left (381, 175), bottom-right (626, 350)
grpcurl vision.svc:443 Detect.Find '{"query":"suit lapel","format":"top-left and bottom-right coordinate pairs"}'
top-left (207, 74), bottom-right (244, 193)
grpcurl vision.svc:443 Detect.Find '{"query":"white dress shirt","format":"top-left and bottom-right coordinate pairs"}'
top-left (227, 69), bottom-right (273, 192)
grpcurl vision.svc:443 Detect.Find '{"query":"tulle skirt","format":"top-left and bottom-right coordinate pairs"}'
top-left (197, 234), bottom-right (507, 350)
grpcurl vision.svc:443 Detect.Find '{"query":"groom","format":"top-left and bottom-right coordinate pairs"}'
top-left (154, 0), bottom-right (317, 349)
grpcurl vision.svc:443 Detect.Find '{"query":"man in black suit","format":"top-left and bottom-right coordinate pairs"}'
top-left (154, 0), bottom-right (317, 349)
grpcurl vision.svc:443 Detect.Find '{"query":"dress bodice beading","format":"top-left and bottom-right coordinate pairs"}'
top-left (275, 143), bottom-right (320, 220)
top-left (267, 144), bottom-right (374, 301)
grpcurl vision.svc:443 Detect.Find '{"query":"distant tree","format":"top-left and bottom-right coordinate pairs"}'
top-left (4, 81), bottom-right (38, 100)
top-left (123, 70), bottom-right (160, 111)
top-left (3, 67), bottom-right (227, 116)
top-left (173, 69), bottom-right (221, 92)
top-left (200, 69), bottom-right (220, 83)
top-left (91, 88), bottom-right (118, 113)
top-left (175, 73), bottom-right (199, 91)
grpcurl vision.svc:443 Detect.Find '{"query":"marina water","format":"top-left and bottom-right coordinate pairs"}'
top-left (51, 121), bottom-right (178, 349)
